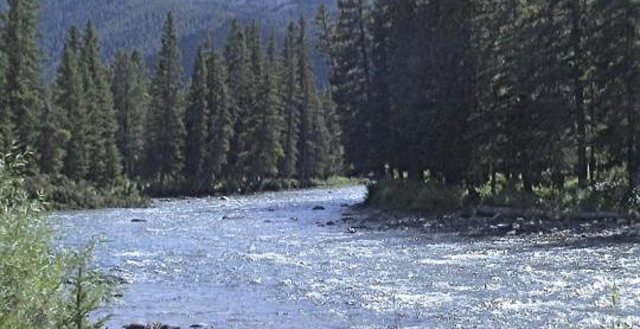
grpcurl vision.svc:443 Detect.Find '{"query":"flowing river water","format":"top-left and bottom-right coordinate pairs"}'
top-left (52, 185), bottom-right (640, 328)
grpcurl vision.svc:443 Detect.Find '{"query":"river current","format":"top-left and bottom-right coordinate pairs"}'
top-left (52, 185), bottom-right (640, 328)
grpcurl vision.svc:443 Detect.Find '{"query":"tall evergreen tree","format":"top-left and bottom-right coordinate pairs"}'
top-left (3, 0), bottom-right (43, 156)
top-left (112, 50), bottom-right (148, 179)
top-left (56, 28), bottom-right (88, 180)
top-left (253, 31), bottom-right (285, 179)
top-left (203, 45), bottom-right (233, 186)
top-left (183, 45), bottom-right (208, 188)
top-left (296, 17), bottom-right (316, 181)
top-left (332, 0), bottom-right (372, 174)
top-left (37, 101), bottom-right (67, 175)
top-left (279, 22), bottom-right (301, 179)
top-left (239, 22), bottom-right (265, 184)
top-left (224, 19), bottom-right (251, 185)
top-left (143, 13), bottom-right (185, 184)
top-left (81, 21), bottom-right (121, 185)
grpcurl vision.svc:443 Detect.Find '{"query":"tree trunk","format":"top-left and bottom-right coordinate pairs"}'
top-left (572, 0), bottom-right (588, 189)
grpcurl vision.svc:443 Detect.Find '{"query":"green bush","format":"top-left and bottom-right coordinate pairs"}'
top-left (25, 174), bottom-right (150, 210)
top-left (0, 154), bottom-right (115, 329)
top-left (365, 179), bottom-right (462, 214)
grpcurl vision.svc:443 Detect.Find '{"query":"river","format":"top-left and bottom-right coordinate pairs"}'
top-left (52, 185), bottom-right (640, 328)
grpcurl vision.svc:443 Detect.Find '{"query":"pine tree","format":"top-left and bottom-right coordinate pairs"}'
top-left (203, 45), bottom-right (233, 186)
top-left (224, 19), bottom-right (251, 186)
top-left (3, 0), bottom-right (44, 156)
top-left (81, 21), bottom-right (121, 185)
top-left (279, 22), bottom-right (301, 179)
top-left (37, 101), bottom-right (68, 175)
top-left (112, 50), bottom-right (148, 179)
top-left (56, 28), bottom-right (88, 180)
top-left (183, 45), bottom-right (208, 188)
top-left (332, 0), bottom-right (372, 175)
top-left (253, 31), bottom-right (284, 179)
top-left (239, 22), bottom-right (264, 185)
top-left (319, 87), bottom-right (344, 177)
top-left (143, 12), bottom-right (185, 184)
top-left (296, 17), bottom-right (315, 181)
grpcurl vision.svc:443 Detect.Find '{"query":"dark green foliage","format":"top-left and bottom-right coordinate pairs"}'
top-left (3, 0), bottom-right (43, 155)
top-left (56, 29), bottom-right (88, 181)
top-left (80, 22), bottom-right (122, 185)
top-left (143, 13), bottom-right (185, 184)
top-left (112, 50), bottom-right (148, 179)
top-left (342, 0), bottom-right (640, 215)
top-left (1, 1), bottom-right (344, 204)
top-left (366, 179), bottom-right (462, 214)
top-left (37, 102), bottom-right (68, 175)
top-left (252, 32), bottom-right (285, 179)
top-left (183, 45), bottom-right (208, 188)
top-left (203, 46), bottom-right (233, 185)
top-left (280, 22), bottom-right (301, 179)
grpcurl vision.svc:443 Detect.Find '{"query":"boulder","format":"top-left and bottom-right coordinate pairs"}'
top-left (160, 325), bottom-right (181, 329)
top-left (123, 324), bottom-right (146, 329)
top-left (326, 221), bottom-right (336, 226)
top-left (219, 196), bottom-right (229, 201)
top-left (312, 206), bottom-right (325, 211)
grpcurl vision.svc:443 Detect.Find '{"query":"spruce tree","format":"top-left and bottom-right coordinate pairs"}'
top-left (143, 12), bottom-right (185, 184)
top-left (296, 17), bottom-right (319, 181)
top-left (239, 22), bottom-right (264, 185)
top-left (37, 101), bottom-right (67, 175)
top-left (279, 22), bottom-right (301, 179)
top-left (3, 0), bottom-right (43, 156)
top-left (253, 31), bottom-right (284, 179)
top-left (112, 50), bottom-right (148, 179)
top-left (224, 19), bottom-right (251, 186)
top-left (81, 21), bottom-right (121, 185)
top-left (203, 46), bottom-right (233, 186)
top-left (319, 87), bottom-right (344, 177)
top-left (56, 29), bottom-right (88, 180)
top-left (332, 0), bottom-right (372, 175)
top-left (183, 45), bottom-right (208, 188)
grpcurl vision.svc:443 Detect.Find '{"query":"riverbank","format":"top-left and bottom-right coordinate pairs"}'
top-left (360, 180), bottom-right (640, 241)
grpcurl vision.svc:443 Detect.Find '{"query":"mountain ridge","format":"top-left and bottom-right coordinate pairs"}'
top-left (33, 0), bottom-right (334, 80)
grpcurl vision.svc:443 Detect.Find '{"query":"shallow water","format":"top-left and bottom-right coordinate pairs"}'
top-left (52, 185), bottom-right (640, 328)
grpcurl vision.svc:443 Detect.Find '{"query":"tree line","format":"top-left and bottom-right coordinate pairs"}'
top-left (322, 0), bottom-right (640, 199)
top-left (0, 0), bottom-right (343, 197)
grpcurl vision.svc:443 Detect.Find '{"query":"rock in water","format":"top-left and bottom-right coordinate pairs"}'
top-left (219, 196), bottom-right (229, 201)
top-left (131, 219), bottom-right (147, 223)
top-left (326, 221), bottom-right (336, 226)
top-left (160, 325), bottom-right (181, 329)
top-left (313, 206), bottom-right (325, 211)
top-left (347, 227), bottom-right (357, 234)
top-left (122, 324), bottom-right (144, 329)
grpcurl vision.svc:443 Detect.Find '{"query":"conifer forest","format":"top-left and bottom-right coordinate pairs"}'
top-left (2, 0), bottom-right (640, 209)
top-left (3, 0), bottom-right (640, 328)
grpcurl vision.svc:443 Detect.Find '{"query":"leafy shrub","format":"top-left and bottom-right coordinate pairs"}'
top-left (0, 154), bottom-right (115, 328)
top-left (366, 179), bottom-right (462, 214)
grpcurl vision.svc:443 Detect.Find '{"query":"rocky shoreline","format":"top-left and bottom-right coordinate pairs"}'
top-left (348, 205), bottom-right (640, 243)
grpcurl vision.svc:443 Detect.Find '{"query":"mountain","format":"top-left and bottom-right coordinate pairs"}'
top-left (34, 0), bottom-right (334, 80)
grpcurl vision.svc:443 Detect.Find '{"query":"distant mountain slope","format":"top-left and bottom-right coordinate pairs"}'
top-left (35, 0), bottom-right (334, 80)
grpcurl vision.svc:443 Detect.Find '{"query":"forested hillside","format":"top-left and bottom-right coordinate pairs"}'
top-left (34, 0), bottom-right (334, 80)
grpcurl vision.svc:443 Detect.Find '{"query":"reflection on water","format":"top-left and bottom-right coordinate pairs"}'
top-left (52, 185), bottom-right (640, 328)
